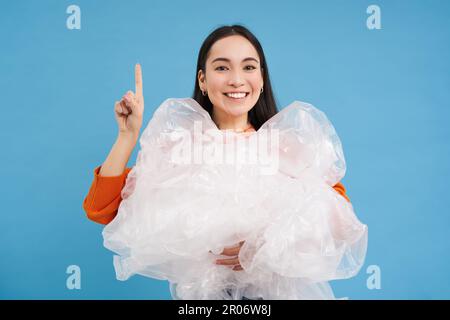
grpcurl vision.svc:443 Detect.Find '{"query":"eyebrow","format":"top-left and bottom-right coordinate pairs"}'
top-left (211, 57), bottom-right (259, 64)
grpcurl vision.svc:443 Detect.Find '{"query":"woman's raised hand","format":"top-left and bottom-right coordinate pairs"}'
top-left (114, 64), bottom-right (145, 138)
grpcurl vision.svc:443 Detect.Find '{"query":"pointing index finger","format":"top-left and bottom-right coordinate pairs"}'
top-left (135, 63), bottom-right (143, 98)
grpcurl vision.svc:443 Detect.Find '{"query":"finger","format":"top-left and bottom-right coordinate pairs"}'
top-left (120, 100), bottom-right (130, 115)
top-left (221, 246), bottom-right (241, 256)
top-left (220, 241), bottom-right (245, 256)
top-left (216, 257), bottom-right (239, 266)
top-left (124, 90), bottom-right (135, 100)
top-left (122, 94), bottom-right (136, 112)
top-left (121, 96), bottom-right (137, 111)
top-left (123, 91), bottom-right (135, 103)
top-left (135, 63), bottom-right (143, 99)
top-left (232, 265), bottom-right (243, 271)
top-left (115, 101), bottom-right (125, 115)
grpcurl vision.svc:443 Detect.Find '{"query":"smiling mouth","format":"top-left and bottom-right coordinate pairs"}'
top-left (223, 92), bottom-right (250, 100)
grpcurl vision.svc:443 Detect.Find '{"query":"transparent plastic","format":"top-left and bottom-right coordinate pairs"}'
top-left (102, 98), bottom-right (368, 300)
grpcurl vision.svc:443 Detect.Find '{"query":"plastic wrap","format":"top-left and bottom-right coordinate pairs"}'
top-left (102, 98), bottom-right (368, 299)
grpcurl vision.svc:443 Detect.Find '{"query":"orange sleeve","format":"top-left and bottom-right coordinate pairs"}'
top-left (332, 181), bottom-right (350, 203)
top-left (83, 166), bottom-right (133, 225)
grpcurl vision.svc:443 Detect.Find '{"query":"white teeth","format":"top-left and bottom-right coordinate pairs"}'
top-left (226, 92), bottom-right (247, 99)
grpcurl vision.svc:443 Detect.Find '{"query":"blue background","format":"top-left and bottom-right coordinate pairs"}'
top-left (1, 0), bottom-right (449, 299)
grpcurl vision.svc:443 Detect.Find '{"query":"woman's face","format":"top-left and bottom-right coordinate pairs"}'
top-left (198, 35), bottom-right (264, 119)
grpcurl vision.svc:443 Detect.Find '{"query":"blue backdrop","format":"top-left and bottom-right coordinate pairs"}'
top-left (1, 0), bottom-right (449, 299)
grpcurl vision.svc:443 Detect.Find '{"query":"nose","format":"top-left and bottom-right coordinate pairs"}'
top-left (227, 70), bottom-right (245, 87)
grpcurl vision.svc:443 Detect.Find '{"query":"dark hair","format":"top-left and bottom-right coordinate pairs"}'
top-left (192, 24), bottom-right (278, 131)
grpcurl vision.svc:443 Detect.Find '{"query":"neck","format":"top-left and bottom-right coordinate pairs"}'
top-left (212, 108), bottom-right (251, 132)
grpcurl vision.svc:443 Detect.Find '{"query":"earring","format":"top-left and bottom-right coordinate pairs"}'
top-left (260, 87), bottom-right (264, 93)
top-left (202, 90), bottom-right (207, 96)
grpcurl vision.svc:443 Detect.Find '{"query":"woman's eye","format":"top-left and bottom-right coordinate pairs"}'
top-left (215, 66), bottom-right (256, 71)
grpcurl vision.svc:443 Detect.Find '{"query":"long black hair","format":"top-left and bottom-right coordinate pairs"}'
top-left (192, 24), bottom-right (278, 131)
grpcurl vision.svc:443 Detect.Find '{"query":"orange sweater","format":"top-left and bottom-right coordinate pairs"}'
top-left (83, 166), bottom-right (351, 225)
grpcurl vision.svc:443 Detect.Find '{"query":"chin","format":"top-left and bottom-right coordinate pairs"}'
top-left (224, 105), bottom-right (251, 117)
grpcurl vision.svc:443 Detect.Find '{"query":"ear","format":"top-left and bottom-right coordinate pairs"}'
top-left (198, 69), bottom-right (206, 90)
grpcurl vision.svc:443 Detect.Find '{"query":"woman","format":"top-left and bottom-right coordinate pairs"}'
top-left (83, 25), bottom-right (364, 300)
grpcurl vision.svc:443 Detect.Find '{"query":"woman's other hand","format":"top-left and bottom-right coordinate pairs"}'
top-left (215, 241), bottom-right (245, 271)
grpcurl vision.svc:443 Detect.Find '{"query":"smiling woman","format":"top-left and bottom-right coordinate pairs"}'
top-left (83, 24), bottom-right (366, 301)
top-left (193, 26), bottom-right (278, 133)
